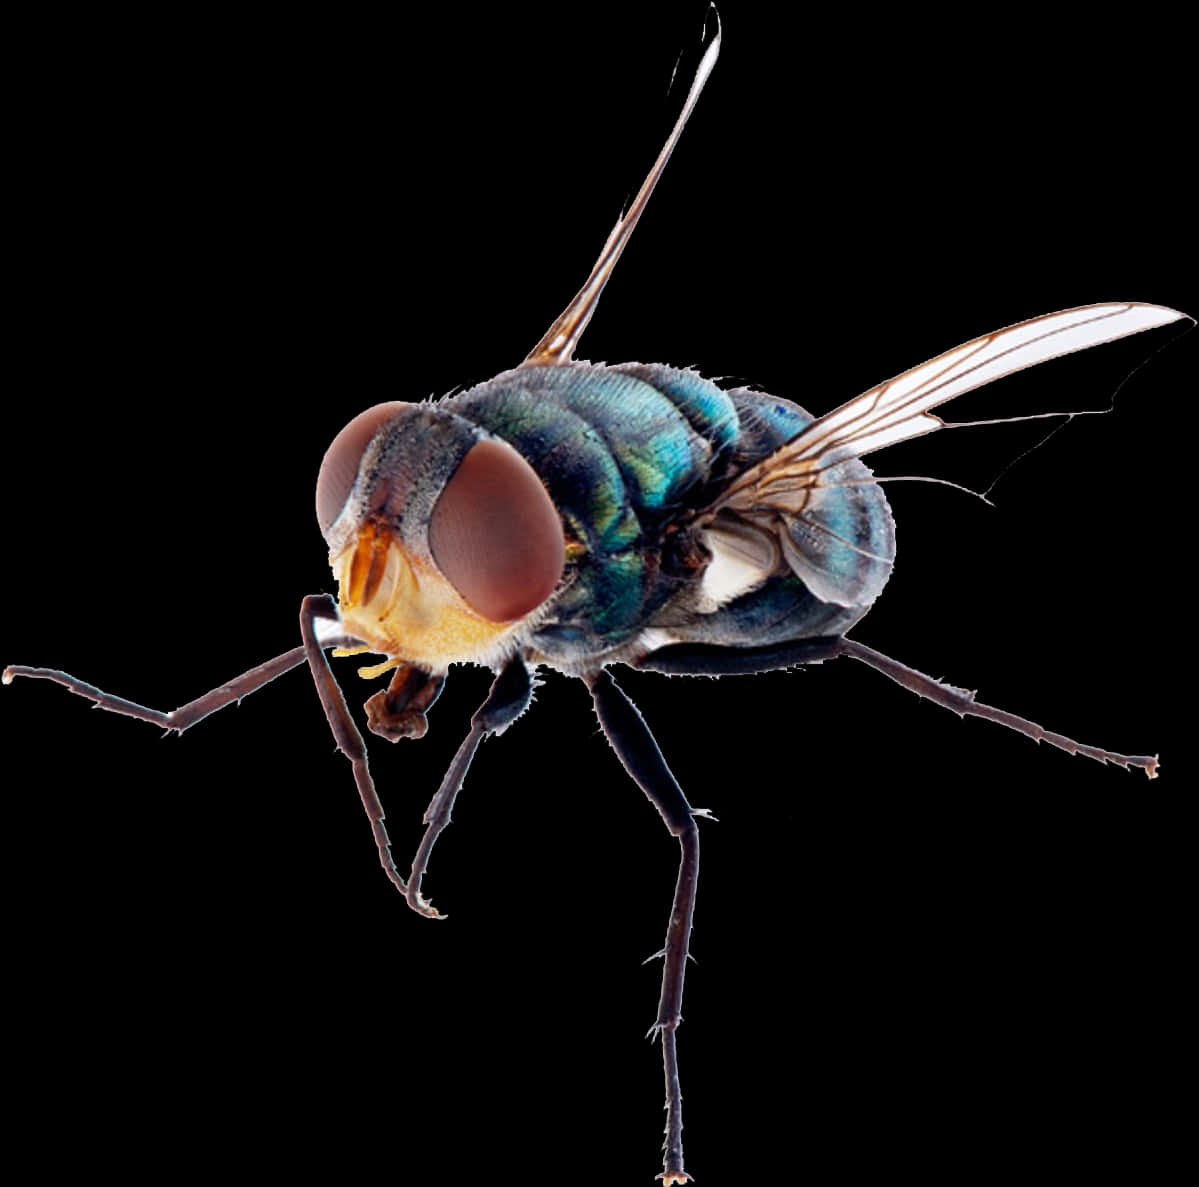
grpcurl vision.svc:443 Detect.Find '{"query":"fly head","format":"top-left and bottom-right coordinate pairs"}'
top-left (316, 402), bottom-right (564, 672)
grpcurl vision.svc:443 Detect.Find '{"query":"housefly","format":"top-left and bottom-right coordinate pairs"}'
top-left (4, 10), bottom-right (1190, 1183)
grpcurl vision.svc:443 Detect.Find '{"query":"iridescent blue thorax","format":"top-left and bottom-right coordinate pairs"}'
top-left (444, 361), bottom-right (894, 669)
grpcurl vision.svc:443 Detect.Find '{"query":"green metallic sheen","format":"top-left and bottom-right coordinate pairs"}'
top-left (445, 360), bottom-right (893, 660)
top-left (448, 362), bottom-right (738, 642)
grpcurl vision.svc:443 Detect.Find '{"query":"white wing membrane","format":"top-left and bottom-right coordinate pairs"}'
top-left (719, 302), bottom-right (1186, 507)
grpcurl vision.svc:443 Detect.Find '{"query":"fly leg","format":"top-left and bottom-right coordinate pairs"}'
top-left (304, 594), bottom-right (531, 915)
top-left (635, 635), bottom-right (1158, 776)
top-left (838, 638), bottom-right (1159, 777)
top-left (301, 593), bottom-right (409, 897)
top-left (588, 668), bottom-right (699, 1187)
top-left (3, 645), bottom-right (334, 733)
top-left (635, 636), bottom-right (846, 677)
top-left (404, 657), bottom-right (532, 918)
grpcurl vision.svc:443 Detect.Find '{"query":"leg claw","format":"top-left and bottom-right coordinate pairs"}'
top-left (406, 891), bottom-right (445, 920)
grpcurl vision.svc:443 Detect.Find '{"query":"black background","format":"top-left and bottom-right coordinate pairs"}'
top-left (3, 3), bottom-right (1192, 1182)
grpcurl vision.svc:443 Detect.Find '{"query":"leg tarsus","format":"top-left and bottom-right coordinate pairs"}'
top-left (839, 637), bottom-right (1160, 778)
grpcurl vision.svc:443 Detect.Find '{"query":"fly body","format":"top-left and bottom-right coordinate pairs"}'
top-left (4, 9), bottom-right (1191, 1185)
top-left (441, 360), bottom-right (893, 669)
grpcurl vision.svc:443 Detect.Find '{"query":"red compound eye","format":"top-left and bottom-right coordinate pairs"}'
top-left (429, 439), bottom-right (564, 622)
top-left (315, 402), bottom-right (409, 537)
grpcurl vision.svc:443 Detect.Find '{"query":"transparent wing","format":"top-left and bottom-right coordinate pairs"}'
top-left (715, 302), bottom-right (1187, 513)
top-left (524, 11), bottom-right (721, 365)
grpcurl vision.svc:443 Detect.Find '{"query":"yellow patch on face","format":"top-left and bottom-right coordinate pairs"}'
top-left (332, 519), bottom-right (517, 669)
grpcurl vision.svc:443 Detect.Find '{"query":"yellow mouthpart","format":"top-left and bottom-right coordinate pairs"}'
top-left (332, 518), bottom-right (516, 670)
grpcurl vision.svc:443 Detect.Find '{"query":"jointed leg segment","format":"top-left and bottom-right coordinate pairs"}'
top-left (838, 638), bottom-right (1159, 776)
top-left (403, 656), bottom-right (532, 917)
top-left (636, 634), bottom-right (1159, 777)
top-left (589, 668), bottom-right (699, 1187)
top-left (3, 648), bottom-right (311, 733)
top-left (300, 594), bottom-right (409, 895)
top-left (7, 594), bottom-right (536, 917)
top-left (300, 595), bottom-right (533, 916)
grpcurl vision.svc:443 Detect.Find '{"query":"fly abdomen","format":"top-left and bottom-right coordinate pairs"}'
top-left (721, 386), bottom-right (896, 612)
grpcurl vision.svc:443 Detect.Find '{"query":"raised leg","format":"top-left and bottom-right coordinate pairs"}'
top-left (634, 634), bottom-right (1158, 776)
top-left (405, 656), bottom-right (532, 917)
top-left (588, 668), bottom-right (699, 1187)
top-left (4, 647), bottom-right (319, 733)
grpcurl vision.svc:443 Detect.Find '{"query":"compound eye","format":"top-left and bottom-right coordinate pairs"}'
top-left (316, 402), bottom-right (409, 537)
top-left (429, 439), bottom-right (564, 622)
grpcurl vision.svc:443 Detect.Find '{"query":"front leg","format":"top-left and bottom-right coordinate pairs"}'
top-left (300, 592), bottom-right (532, 917)
top-left (3, 649), bottom-right (314, 733)
top-left (300, 594), bottom-right (410, 897)
top-left (588, 668), bottom-right (700, 1187)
